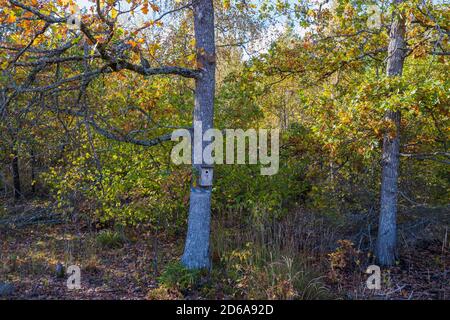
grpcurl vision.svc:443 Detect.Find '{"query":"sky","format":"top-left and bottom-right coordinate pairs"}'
top-left (70, 0), bottom-right (449, 59)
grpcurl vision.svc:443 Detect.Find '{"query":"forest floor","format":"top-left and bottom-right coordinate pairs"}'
top-left (0, 200), bottom-right (448, 300)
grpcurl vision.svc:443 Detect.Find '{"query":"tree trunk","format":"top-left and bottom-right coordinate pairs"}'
top-left (181, 0), bottom-right (216, 269)
top-left (12, 148), bottom-right (21, 200)
top-left (31, 147), bottom-right (36, 194)
top-left (0, 170), bottom-right (6, 197)
top-left (376, 1), bottom-right (406, 266)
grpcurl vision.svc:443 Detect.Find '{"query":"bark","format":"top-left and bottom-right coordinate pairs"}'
top-left (181, 0), bottom-right (216, 270)
top-left (376, 1), bottom-right (406, 266)
top-left (12, 148), bottom-right (21, 200)
top-left (31, 147), bottom-right (36, 194)
top-left (0, 170), bottom-right (6, 197)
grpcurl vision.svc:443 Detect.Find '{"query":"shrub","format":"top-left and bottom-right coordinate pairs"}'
top-left (328, 240), bottom-right (361, 282)
top-left (95, 230), bottom-right (126, 249)
top-left (158, 261), bottom-right (203, 292)
top-left (219, 244), bottom-right (330, 299)
top-left (147, 285), bottom-right (183, 300)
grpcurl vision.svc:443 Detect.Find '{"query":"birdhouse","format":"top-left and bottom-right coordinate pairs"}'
top-left (200, 165), bottom-right (214, 187)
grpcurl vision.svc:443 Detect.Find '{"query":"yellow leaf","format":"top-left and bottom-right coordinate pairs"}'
top-left (58, 0), bottom-right (71, 6)
top-left (187, 53), bottom-right (196, 62)
top-left (111, 8), bottom-right (118, 19)
top-left (7, 13), bottom-right (16, 24)
top-left (148, 43), bottom-right (160, 55)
